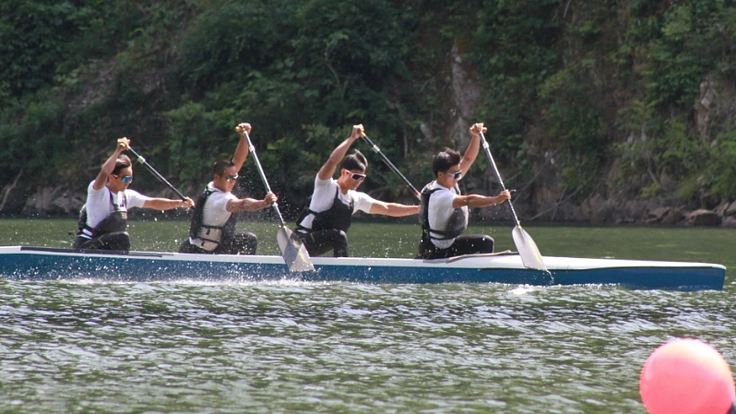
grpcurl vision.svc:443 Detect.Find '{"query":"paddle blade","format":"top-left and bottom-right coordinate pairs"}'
top-left (512, 226), bottom-right (548, 272)
top-left (277, 227), bottom-right (315, 272)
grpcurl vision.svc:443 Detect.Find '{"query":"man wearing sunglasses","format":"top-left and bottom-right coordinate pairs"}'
top-left (417, 123), bottom-right (511, 259)
top-left (180, 123), bottom-right (278, 255)
top-left (295, 124), bottom-right (420, 257)
top-left (74, 138), bottom-right (195, 251)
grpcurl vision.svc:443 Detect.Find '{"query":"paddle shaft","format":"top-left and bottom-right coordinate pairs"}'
top-left (126, 147), bottom-right (187, 201)
top-left (243, 132), bottom-right (287, 227)
top-left (360, 134), bottom-right (420, 200)
top-left (479, 132), bottom-right (522, 227)
top-left (243, 132), bottom-right (314, 272)
top-left (480, 132), bottom-right (548, 272)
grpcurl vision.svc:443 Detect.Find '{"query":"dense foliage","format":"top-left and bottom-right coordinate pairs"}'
top-left (2, 0), bottom-right (736, 216)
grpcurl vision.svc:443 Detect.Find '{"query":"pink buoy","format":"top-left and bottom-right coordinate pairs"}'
top-left (640, 338), bottom-right (735, 414)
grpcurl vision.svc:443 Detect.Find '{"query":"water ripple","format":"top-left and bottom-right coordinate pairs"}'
top-left (0, 279), bottom-right (733, 412)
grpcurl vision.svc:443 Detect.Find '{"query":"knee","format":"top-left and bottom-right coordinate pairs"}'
top-left (480, 235), bottom-right (494, 251)
top-left (241, 232), bottom-right (258, 248)
top-left (233, 232), bottom-right (257, 255)
top-left (106, 232), bottom-right (131, 251)
top-left (334, 230), bottom-right (349, 257)
top-left (92, 231), bottom-right (130, 251)
top-left (464, 234), bottom-right (494, 253)
top-left (469, 234), bottom-right (493, 243)
top-left (336, 230), bottom-right (348, 243)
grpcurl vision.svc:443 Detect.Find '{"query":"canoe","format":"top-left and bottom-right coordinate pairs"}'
top-left (0, 246), bottom-right (725, 291)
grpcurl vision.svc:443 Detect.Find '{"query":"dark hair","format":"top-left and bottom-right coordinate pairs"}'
top-left (340, 150), bottom-right (367, 172)
top-left (432, 148), bottom-right (461, 175)
top-left (112, 155), bottom-right (132, 175)
top-left (212, 159), bottom-right (235, 176)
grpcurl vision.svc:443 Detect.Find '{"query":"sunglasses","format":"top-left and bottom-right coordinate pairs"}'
top-left (441, 170), bottom-right (463, 180)
top-left (223, 175), bottom-right (239, 183)
top-left (114, 174), bottom-right (133, 184)
top-left (349, 172), bottom-right (366, 181)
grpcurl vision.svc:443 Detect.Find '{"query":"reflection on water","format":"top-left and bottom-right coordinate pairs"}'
top-left (0, 219), bottom-right (734, 412)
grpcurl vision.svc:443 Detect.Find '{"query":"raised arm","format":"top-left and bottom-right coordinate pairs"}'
top-left (93, 138), bottom-right (130, 191)
top-left (232, 123), bottom-right (251, 172)
top-left (458, 123), bottom-right (486, 177)
top-left (317, 124), bottom-right (364, 180)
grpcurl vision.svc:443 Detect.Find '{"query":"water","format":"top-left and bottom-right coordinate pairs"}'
top-left (1, 219), bottom-right (735, 413)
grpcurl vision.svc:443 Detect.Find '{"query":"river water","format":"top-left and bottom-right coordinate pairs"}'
top-left (1, 219), bottom-right (735, 413)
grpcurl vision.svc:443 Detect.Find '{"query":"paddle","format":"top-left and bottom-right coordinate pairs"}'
top-left (479, 132), bottom-right (548, 272)
top-left (243, 132), bottom-right (314, 272)
top-left (126, 146), bottom-right (188, 201)
top-left (360, 133), bottom-right (421, 200)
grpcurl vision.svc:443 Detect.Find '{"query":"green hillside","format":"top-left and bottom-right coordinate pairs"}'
top-left (2, 0), bottom-right (736, 220)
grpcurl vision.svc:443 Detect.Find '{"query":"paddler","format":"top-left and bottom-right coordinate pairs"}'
top-left (74, 138), bottom-right (195, 251)
top-left (294, 124), bottom-right (420, 257)
top-left (417, 123), bottom-right (511, 259)
top-left (179, 123), bottom-right (277, 255)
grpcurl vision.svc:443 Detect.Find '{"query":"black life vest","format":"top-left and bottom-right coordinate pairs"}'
top-left (419, 183), bottom-right (467, 241)
top-left (296, 186), bottom-right (354, 233)
top-left (77, 191), bottom-right (128, 238)
top-left (188, 187), bottom-right (237, 247)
